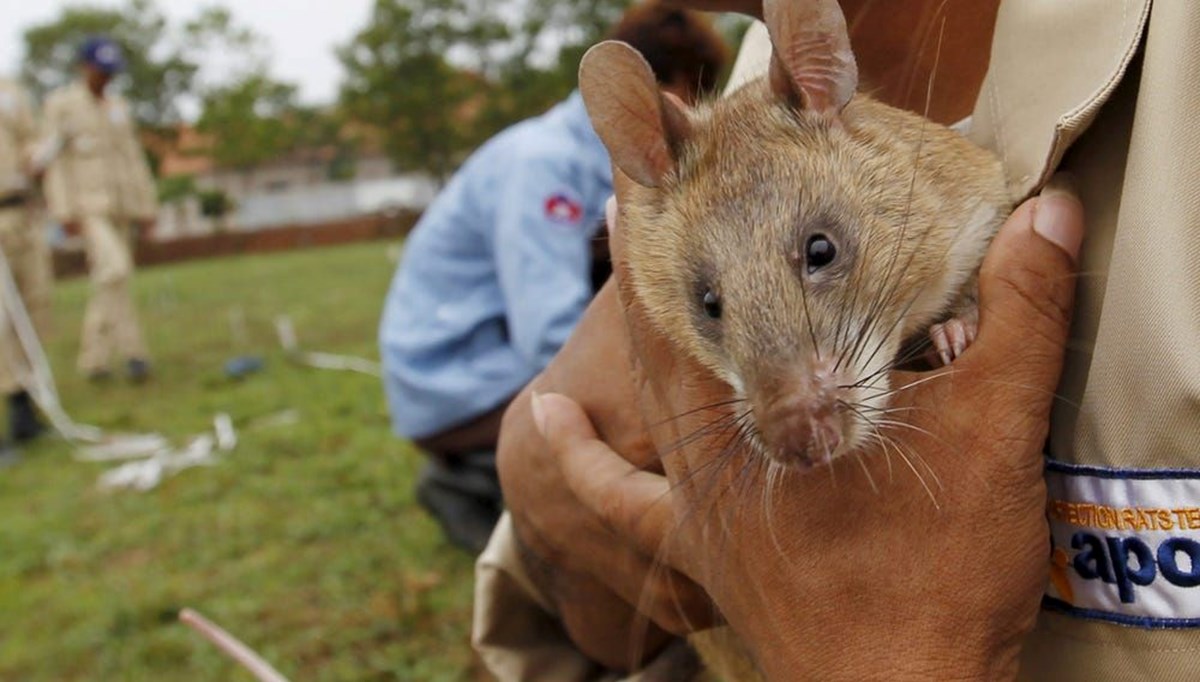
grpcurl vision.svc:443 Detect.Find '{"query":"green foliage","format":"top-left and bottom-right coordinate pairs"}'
top-left (22, 0), bottom-right (194, 129)
top-left (339, 0), bottom-right (630, 181)
top-left (338, 0), bottom-right (497, 182)
top-left (157, 175), bottom-right (196, 204)
top-left (483, 0), bottom-right (630, 124)
top-left (22, 1), bottom-right (264, 132)
top-left (195, 74), bottom-right (300, 172)
top-left (197, 189), bottom-right (234, 218)
top-left (0, 242), bottom-right (477, 680)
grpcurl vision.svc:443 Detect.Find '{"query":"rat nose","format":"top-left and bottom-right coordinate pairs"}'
top-left (758, 396), bottom-right (842, 468)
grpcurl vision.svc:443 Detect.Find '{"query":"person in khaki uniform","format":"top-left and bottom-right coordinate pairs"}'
top-left (475, 0), bottom-right (1200, 680)
top-left (43, 37), bottom-right (156, 383)
top-left (0, 77), bottom-right (53, 449)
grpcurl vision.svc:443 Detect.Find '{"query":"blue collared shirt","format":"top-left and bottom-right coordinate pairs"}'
top-left (380, 92), bottom-right (613, 439)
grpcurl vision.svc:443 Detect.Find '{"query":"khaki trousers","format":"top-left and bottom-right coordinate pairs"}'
top-left (0, 205), bottom-right (52, 394)
top-left (79, 214), bottom-right (147, 373)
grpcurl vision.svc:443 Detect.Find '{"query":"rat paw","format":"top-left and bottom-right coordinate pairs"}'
top-left (929, 317), bottom-right (977, 366)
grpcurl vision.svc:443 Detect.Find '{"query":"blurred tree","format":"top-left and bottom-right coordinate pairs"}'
top-left (157, 174), bottom-right (197, 204)
top-left (23, 0), bottom-right (193, 130)
top-left (22, 1), bottom-right (263, 132)
top-left (339, 0), bottom-right (633, 181)
top-left (487, 0), bottom-right (629, 122)
top-left (195, 74), bottom-right (300, 174)
top-left (197, 188), bottom-right (235, 232)
top-left (289, 106), bottom-right (358, 181)
top-left (338, 0), bottom-right (507, 183)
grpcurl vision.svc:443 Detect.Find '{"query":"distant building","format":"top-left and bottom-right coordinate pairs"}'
top-left (153, 124), bottom-right (436, 238)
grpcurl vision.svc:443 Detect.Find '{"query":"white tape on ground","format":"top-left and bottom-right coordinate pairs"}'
top-left (0, 236), bottom-right (234, 491)
top-left (274, 314), bottom-right (381, 377)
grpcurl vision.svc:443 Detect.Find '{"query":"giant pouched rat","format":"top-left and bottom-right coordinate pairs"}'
top-left (578, 0), bottom-right (1011, 677)
top-left (580, 0), bottom-right (1010, 473)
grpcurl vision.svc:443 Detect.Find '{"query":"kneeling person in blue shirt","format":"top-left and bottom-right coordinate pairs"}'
top-left (380, 3), bottom-right (728, 552)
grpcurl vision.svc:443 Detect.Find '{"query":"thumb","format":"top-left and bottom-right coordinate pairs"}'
top-left (532, 392), bottom-right (676, 562)
top-left (972, 174), bottom-right (1084, 398)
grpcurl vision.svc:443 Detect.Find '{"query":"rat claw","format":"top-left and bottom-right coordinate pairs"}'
top-left (949, 322), bottom-right (967, 358)
top-left (929, 317), bottom-right (978, 366)
top-left (930, 323), bottom-right (953, 366)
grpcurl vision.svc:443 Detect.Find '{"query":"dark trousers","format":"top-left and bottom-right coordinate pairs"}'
top-left (413, 402), bottom-right (509, 553)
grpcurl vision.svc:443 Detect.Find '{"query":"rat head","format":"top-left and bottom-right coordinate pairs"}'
top-left (581, 0), bottom-right (1005, 470)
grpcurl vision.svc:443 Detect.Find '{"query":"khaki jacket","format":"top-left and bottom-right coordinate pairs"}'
top-left (42, 81), bottom-right (157, 224)
top-left (976, 0), bottom-right (1200, 678)
top-left (475, 1), bottom-right (1200, 679)
top-left (0, 79), bottom-right (38, 198)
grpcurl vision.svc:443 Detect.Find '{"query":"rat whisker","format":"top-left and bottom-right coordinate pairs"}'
top-left (854, 167), bottom-right (1007, 376)
top-left (653, 409), bottom-right (747, 461)
top-left (834, 177), bottom-right (892, 369)
top-left (877, 427), bottom-right (945, 491)
top-left (868, 431), bottom-right (897, 484)
top-left (763, 458), bottom-right (792, 561)
top-left (973, 378), bottom-right (1086, 412)
top-left (874, 418), bottom-right (954, 452)
top-left (648, 397), bottom-right (749, 429)
top-left (797, 259), bottom-right (824, 363)
top-left (851, 334), bottom-right (936, 388)
top-left (878, 431), bottom-right (942, 508)
top-left (854, 450), bottom-right (880, 494)
top-left (842, 366), bottom-right (960, 396)
top-left (657, 413), bottom-right (755, 497)
top-left (851, 369), bottom-right (961, 400)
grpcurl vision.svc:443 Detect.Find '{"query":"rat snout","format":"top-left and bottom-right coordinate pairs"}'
top-left (758, 400), bottom-right (842, 469)
top-left (753, 361), bottom-right (846, 469)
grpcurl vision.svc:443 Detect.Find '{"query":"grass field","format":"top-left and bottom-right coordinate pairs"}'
top-left (0, 241), bottom-right (483, 681)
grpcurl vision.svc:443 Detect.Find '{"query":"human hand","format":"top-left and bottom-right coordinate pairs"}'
top-left (535, 177), bottom-right (1084, 681)
top-left (498, 279), bottom-right (716, 671)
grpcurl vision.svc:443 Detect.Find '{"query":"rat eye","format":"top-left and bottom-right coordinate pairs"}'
top-left (702, 289), bottom-right (722, 319)
top-left (805, 234), bottom-right (837, 272)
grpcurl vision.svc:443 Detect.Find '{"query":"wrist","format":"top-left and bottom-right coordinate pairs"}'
top-left (754, 639), bottom-right (1020, 682)
top-left (739, 603), bottom-right (1025, 682)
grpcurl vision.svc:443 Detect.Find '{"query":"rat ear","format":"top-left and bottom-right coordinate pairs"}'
top-left (764, 0), bottom-right (858, 116)
top-left (579, 41), bottom-right (691, 188)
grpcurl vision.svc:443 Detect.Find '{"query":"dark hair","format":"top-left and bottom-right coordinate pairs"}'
top-left (606, 3), bottom-right (729, 96)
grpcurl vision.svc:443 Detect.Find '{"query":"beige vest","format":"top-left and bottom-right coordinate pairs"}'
top-left (970, 0), bottom-right (1200, 677)
top-left (0, 79), bottom-right (36, 198)
top-left (42, 81), bottom-right (157, 223)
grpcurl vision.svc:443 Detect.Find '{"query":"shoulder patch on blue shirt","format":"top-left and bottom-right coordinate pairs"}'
top-left (544, 192), bottom-right (584, 225)
top-left (1044, 458), bottom-right (1200, 628)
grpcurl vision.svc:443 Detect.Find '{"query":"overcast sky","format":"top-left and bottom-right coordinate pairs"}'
top-left (0, 0), bottom-right (373, 108)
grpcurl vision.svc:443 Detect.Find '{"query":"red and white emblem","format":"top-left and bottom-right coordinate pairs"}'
top-left (544, 193), bottom-right (583, 224)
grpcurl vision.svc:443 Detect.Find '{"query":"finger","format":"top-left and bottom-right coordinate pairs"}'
top-left (970, 174), bottom-right (1083, 400)
top-left (533, 391), bottom-right (681, 567)
top-left (605, 195), bottom-right (617, 236)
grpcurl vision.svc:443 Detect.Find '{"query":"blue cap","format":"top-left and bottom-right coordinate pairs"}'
top-left (79, 36), bottom-right (125, 74)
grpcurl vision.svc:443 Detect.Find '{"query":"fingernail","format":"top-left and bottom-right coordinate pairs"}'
top-left (1034, 173), bottom-right (1083, 261)
top-left (531, 391), bottom-right (547, 436)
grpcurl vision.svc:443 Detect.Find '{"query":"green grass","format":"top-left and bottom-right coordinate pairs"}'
top-left (0, 241), bottom-right (483, 681)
